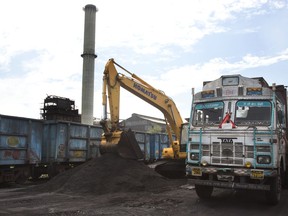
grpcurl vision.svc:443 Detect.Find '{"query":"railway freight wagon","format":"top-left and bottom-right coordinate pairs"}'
top-left (134, 131), bottom-right (171, 162)
top-left (35, 120), bottom-right (103, 178)
top-left (0, 114), bottom-right (173, 184)
top-left (0, 114), bottom-right (43, 183)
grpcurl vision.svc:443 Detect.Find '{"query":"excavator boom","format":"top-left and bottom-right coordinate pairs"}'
top-left (100, 59), bottom-right (143, 160)
top-left (100, 59), bottom-right (186, 177)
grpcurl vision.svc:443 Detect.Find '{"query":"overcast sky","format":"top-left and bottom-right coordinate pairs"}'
top-left (0, 0), bottom-right (288, 121)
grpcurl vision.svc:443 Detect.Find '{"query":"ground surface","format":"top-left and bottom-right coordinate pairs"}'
top-left (1, 154), bottom-right (288, 215)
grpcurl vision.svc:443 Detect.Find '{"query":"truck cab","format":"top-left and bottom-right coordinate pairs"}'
top-left (186, 75), bottom-right (288, 205)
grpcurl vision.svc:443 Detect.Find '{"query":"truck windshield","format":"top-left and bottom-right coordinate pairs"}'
top-left (235, 100), bottom-right (271, 126)
top-left (193, 101), bottom-right (224, 126)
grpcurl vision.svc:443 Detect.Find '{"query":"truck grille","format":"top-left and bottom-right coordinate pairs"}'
top-left (211, 142), bottom-right (244, 165)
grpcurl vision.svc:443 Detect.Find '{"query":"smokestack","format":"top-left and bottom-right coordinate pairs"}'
top-left (81, 4), bottom-right (97, 125)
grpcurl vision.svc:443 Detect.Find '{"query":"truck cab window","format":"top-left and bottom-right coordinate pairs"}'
top-left (193, 102), bottom-right (224, 126)
top-left (235, 100), bottom-right (271, 126)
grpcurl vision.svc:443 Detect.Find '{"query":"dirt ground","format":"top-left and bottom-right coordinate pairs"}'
top-left (1, 154), bottom-right (288, 215)
top-left (0, 180), bottom-right (190, 215)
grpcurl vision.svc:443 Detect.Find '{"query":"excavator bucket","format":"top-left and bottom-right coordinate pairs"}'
top-left (100, 129), bottom-right (143, 160)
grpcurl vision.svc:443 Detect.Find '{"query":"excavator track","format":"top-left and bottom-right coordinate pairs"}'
top-left (151, 160), bottom-right (186, 179)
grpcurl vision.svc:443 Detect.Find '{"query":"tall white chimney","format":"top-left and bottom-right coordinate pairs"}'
top-left (81, 4), bottom-right (97, 125)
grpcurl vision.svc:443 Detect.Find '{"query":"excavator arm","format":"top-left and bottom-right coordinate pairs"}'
top-left (100, 59), bottom-right (186, 165)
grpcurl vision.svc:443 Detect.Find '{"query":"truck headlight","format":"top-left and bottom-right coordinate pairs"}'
top-left (245, 161), bottom-right (252, 168)
top-left (201, 160), bottom-right (208, 166)
top-left (190, 153), bottom-right (199, 160)
top-left (257, 155), bottom-right (271, 164)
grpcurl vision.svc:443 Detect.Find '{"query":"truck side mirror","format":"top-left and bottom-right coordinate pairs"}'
top-left (277, 110), bottom-right (283, 124)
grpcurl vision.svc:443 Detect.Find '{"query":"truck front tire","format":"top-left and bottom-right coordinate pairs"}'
top-left (265, 175), bottom-right (281, 205)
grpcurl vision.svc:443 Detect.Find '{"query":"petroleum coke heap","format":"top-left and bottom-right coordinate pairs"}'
top-left (38, 153), bottom-right (171, 195)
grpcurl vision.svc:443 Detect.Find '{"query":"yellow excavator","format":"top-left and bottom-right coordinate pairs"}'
top-left (100, 58), bottom-right (187, 177)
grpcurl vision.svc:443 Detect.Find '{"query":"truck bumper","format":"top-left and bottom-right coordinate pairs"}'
top-left (186, 165), bottom-right (277, 191)
top-left (189, 178), bottom-right (270, 191)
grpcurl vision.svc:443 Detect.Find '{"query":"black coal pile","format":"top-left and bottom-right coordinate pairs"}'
top-left (35, 153), bottom-right (172, 195)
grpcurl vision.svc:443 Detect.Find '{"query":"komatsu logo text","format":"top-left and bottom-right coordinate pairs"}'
top-left (133, 83), bottom-right (157, 100)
